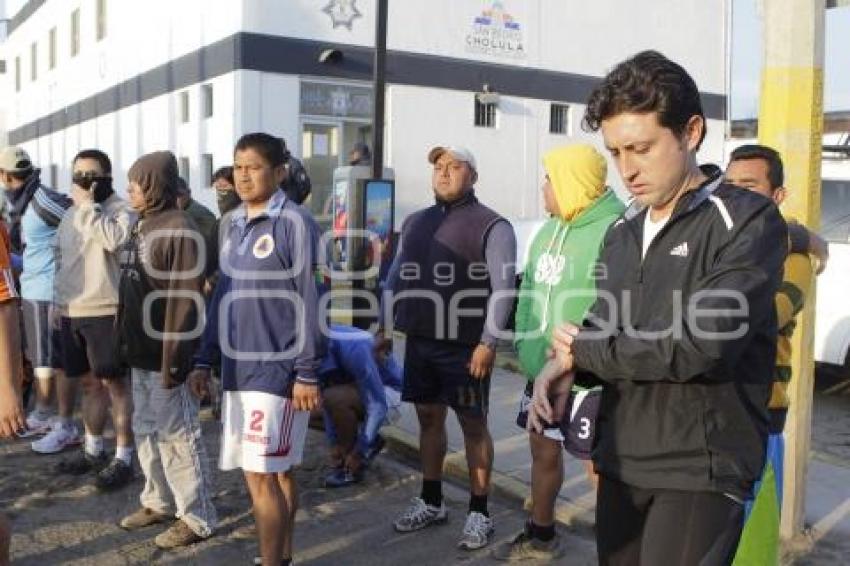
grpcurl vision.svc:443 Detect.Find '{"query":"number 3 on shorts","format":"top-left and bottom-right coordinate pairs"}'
top-left (249, 410), bottom-right (264, 432)
top-left (578, 417), bottom-right (591, 440)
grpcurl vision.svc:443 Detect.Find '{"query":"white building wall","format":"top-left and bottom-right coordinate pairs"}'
top-left (5, 0), bottom-right (244, 128)
top-left (12, 69), bottom-right (238, 214)
top-left (1, 0), bottom-right (729, 223)
top-left (387, 83), bottom-right (727, 223)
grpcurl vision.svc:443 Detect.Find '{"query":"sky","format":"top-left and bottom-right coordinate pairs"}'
top-left (731, 0), bottom-right (850, 118)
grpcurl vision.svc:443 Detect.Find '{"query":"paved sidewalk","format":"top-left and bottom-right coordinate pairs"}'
top-left (3, 420), bottom-right (596, 565)
top-left (384, 346), bottom-right (850, 565)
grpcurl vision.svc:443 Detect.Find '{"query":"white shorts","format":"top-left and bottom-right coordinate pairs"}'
top-left (219, 390), bottom-right (309, 474)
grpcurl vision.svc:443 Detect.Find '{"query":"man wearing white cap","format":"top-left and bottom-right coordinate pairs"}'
top-left (381, 145), bottom-right (516, 550)
top-left (0, 146), bottom-right (74, 446)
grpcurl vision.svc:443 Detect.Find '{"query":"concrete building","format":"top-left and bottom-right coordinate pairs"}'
top-left (0, 0), bottom-right (730, 224)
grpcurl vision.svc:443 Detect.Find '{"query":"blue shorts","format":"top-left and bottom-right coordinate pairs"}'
top-left (401, 336), bottom-right (490, 416)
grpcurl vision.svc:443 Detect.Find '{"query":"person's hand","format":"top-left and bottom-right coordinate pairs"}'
top-left (0, 384), bottom-right (25, 439)
top-left (292, 382), bottom-right (321, 412)
top-left (468, 343), bottom-right (496, 380)
top-left (549, 323), bottom-right (580, 371)
top-left (527, 370), bottom-right (575, 435)
top-left (809, 232), bottom-right (829, 275)
top-left (187, 368), bottom-right (211, 400)
top-left (70, 185), bottom-right (94, 208)
top-left (373, 331), bottom-right (392, 360)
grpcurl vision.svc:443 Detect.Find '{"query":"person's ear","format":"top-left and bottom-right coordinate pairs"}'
top-left (470, 168), bottom-right (479, 185)
top-left (683, 115), bottom-right (705, 152)
top-left (773, 186), bottom-right (787, 206)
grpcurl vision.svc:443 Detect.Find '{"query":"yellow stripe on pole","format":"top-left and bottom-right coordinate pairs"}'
top-left (757, 0), bottom-right (825, 542)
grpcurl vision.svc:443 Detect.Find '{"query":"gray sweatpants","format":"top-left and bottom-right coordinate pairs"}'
top-left (131, 368), bottom-right (217, 537)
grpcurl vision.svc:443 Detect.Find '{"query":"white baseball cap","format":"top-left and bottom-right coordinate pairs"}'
top-left (0, 146), bottom-right (33, 173)
top-left (427, 145), bottom-right (477, 171)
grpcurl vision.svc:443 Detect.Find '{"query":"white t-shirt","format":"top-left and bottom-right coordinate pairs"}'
top-left (642, 211), bottom-right (670, 259)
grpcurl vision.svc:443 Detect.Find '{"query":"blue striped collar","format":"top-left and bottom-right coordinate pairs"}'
top-left (231, 188), bottom-right (287, 229)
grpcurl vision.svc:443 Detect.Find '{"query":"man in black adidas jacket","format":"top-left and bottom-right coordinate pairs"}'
top-left (528, 51), bottom-right (787, 565)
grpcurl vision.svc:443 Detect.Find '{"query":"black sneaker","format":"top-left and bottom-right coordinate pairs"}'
top-left (56, 450), bottom-right (109, 475)
top-left (95, 458), bottom-right (133, 491)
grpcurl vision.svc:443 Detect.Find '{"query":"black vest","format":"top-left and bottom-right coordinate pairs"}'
top-left (395, 191), bottom-right (503, 345)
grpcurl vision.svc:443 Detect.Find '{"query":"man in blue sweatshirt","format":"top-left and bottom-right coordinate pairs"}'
top-left (0, 146), bottom-right (71, 439)
top-left (320, 324), bottom-right (403, 487)
top-left (189, 133), bottom-right (324, 566)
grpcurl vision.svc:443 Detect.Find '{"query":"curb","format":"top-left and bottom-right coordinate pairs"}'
top-left (382, 426), bottom-right (596, 529)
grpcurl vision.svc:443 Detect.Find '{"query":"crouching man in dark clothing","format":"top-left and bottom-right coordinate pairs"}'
top-left (116, 151), bottom-right (217, 549)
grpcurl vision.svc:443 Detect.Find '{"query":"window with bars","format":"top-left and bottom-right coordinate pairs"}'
top-left (550, 103), bottom-right (570, 135)
top-left (30, 42), bottom-right (37, 81)
top-left (202, 154), bottom-right (214, 187)
top-left (180, 91), bottom-right (190, 123)
top-left (70, 9), bottom-right (80, 57)
top-left (49, 28), bottom-right (57, 70)
top-left (202, 84), bottom-right (213, 118)
top-left (96, 0), bottom-right (107, 41)
top-left (474, 99), bottom-right (497, 128)
top-left (179, 157), bottom-right (190, 186)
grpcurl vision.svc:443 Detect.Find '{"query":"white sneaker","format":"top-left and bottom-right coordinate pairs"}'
top-left (392, 497), bottom-right (448, 532)
top-left (458, 511), bottom-right (494, 550)
top-left (18, 411), bottom-right (53, 437)
top-left (31, 421), bottom-right (81, 454)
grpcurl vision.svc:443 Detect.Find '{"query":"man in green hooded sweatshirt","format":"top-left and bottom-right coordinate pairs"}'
top-left (494, 144), bottom-right (624, 562)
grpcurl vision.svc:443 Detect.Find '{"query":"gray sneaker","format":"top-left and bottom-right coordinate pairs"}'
top-left (392, 497), bottom-right (448, 533)
top-left (492, 529), bottom-right (565, 562)
top-left (458, 511), bottom-right (494, 550)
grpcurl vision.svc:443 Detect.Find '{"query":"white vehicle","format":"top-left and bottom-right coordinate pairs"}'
top-left (815, 178), bottom-right (850, 372)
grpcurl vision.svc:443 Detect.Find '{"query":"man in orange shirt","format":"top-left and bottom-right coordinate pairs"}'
top-left (0, 219), bottom-right (25, 566)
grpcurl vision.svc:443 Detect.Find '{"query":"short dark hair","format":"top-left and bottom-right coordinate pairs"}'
top-left (583, 50), bottom-right (707, 150)
top-left (212, 165), bottom-right (233, 185)
top-left (729, 144), bottom-right (784, 190)
top-left (73, 149), bottom-right (112, 175)
top-left (234, 133), bottom-right (286, 168)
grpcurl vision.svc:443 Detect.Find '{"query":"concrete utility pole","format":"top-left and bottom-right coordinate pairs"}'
top-left (757, 0), bottom-right (826, 540)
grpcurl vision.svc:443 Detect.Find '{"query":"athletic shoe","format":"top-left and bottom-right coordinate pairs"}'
top-left (492, 528), bottom-right (565, 561)
top-left (120, 507), bottom-right (173, 530)
top-left (55, 450), bottom-right (108, 475)
top-left (253, 557), bottom-right (294, 565)
top-left (458, 511), bottom-right (494, 550)
top-left (95, 458), bottom-right (133, 491)
top-left (324, 467), bottom-right (363, 488)
top-left (19, 411), bottom-right (53, 437)
top-left (154, 519), bottom-right (205, 549)
top-left (364, 435), bottom-right (386, 464)
top-left (31, 421), bottom-right (81, 454)
top-left (392, 497), bottom-right (448, 532)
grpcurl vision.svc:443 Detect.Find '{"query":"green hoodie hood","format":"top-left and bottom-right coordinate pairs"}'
top-left (514, 189), bottom-right (625, 380)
